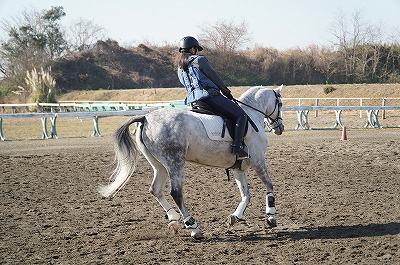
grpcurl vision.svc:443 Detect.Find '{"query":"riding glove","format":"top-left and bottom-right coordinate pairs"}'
top-left (221, 89), bottom-right (234, 100)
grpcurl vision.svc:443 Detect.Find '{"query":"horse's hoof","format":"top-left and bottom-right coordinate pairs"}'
top-left (168, 220), bottom-right (179, 234)
top-left (191, 227), bottom-right (204, 240)
top-left (228, 215), bottom-right (238, 227)
top-left (266, 214), bottom-right (277, 228)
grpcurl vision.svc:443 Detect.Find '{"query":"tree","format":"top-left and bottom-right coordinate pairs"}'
top-left (329, 8), bottom-right (383, 82)
top-left (66, 18), bottom-right (106, 52)
top-left (199, 19), bottom-right (251, 53)
top-left (0, 6), bottom-right (66, 90)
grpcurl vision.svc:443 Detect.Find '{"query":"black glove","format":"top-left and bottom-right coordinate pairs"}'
top-left (222, 89), bottom-right (233, 100)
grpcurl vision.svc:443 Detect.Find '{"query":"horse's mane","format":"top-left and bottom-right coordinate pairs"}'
top-left (238, 86), bottom-right (264, 104)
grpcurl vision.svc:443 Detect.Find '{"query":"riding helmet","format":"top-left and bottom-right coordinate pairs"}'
top-left (179, 36), bottom-right (203, 52)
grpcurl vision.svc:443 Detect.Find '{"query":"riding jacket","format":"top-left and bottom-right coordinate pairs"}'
top-left (178, 55), bottom-right (231, 104)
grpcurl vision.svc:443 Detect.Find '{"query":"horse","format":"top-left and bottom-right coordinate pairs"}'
top-left (98, 85), bottom-right (284, 239)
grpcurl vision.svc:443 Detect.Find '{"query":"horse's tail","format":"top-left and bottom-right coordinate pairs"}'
top-left (97, 116), bottom-right (146, 198)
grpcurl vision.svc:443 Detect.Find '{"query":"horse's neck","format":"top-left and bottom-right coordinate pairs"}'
top-left (239, 87), bottom-right (270, 127)
top-left (241, 99), bottom-right (265, 127)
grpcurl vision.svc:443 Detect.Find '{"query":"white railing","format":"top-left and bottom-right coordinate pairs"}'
top-left (281, 105), bottom-right (400, 130)
top-left (1, 98), bottom-right (399, 140)
top-left (0, 109), bottom-right (156, 141)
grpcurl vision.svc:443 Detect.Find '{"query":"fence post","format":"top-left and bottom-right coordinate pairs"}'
top-left (92, 116), bottom-right (101, 137)
top-left (382, 98), bottom-right (386, 119)
top-left (315, 98), bottom-right (319, 117)
top-left (50, 116), bottom-right (58, 138)
top-left (41, 117), bottom-right (49, 139)
top-left (0, 118), bottom-right (4, 141)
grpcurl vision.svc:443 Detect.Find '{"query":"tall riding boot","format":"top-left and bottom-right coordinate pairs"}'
top-left (231, 114), bottom-right (248, 158)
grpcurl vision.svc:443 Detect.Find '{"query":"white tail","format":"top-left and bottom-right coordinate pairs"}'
top-left (97, 116), bottom-right (143, 198)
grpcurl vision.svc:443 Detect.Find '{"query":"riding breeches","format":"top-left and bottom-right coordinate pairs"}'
top-left (201, 95), bottom-right (246, 120)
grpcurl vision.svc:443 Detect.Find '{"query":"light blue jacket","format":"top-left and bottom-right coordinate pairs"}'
top-left (178, 55), bottom-right (223, 104)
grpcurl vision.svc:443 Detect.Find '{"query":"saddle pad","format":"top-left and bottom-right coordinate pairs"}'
top-left (192, 112), bottom-right (232, 141)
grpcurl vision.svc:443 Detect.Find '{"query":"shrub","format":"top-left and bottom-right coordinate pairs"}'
top-left (323, 84), bottom-right (336, 94)
top-left (0, 80), bottom-right (14, 98)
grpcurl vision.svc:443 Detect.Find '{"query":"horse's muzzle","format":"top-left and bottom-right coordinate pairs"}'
top-left (273, 124), bottom-right (284, 135)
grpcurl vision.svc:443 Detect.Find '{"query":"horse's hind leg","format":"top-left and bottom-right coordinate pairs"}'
top-left (228, 169), bottom-right (250, 226)
top-left (147, 154), bottom-right (203, 239)
top-left (169, 168), bottom-right (204, 239)
top-left (138, 142), bottom-right (181, 233)
top-left (149, 164), bottom-right (181, 233)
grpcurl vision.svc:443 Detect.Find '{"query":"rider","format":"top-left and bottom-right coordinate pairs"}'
top-left (177, 36), bottom-right (248, 158)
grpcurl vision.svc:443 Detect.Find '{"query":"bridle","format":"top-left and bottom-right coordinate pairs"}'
top-left (233, 90), bottom-right (283, 132)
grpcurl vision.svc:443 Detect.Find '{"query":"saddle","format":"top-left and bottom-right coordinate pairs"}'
top-left (190, 101), bottom-right (258, 138)
top-left (191, 101), bottom-right (238, 139)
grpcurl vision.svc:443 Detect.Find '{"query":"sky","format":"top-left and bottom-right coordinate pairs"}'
top-left (0, 0), bottom-right (399, 50)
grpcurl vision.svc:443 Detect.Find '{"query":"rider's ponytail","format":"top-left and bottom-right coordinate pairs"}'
top-left (178, 52), bottom-right (191, 72)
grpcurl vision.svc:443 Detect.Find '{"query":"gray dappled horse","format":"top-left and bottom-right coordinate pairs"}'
top-left (98, 86), bottom-right (284, 239)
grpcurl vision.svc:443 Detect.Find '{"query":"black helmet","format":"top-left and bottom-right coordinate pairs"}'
top-left (179, 36), bottom-right (203, 53)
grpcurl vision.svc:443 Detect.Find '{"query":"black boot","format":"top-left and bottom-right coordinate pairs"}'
top-left (231, 114), bottom-right (248, 158)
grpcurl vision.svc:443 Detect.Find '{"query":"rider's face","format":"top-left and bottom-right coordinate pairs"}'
top-left (190, 47), bottom-right (198, 55)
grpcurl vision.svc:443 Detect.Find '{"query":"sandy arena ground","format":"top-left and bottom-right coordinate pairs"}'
top-left (1, 112), bottom-right (399, 264)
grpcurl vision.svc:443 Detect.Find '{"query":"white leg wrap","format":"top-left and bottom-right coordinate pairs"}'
top-left (166, 208), bottom-right (180, 221)
top-left (233, 201), bottom-right (247, 219)
top-left (266, 193), bottom-right (276, 215)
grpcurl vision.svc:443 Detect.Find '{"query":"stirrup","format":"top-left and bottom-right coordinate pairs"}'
top-left (231, 145), bottom-right (248, 158)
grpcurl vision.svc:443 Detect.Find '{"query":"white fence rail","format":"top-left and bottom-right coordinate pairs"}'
top-left (281, 106), bottom-right (400, 130)
top-left (0, 109), bottom-right (157, 141)
top-left (1, 99), bottom-right (399, 141)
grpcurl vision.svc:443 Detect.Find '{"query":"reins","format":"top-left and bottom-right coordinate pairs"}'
top-left (233, 98), bottom-right (268, 117)
top-left (232, 90), bottom-right (281, 119)
top-left (232, 90), bottom-right (283, 133)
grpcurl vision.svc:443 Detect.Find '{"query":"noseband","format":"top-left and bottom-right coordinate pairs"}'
top-left (233, 90), bottom-right (283, 131)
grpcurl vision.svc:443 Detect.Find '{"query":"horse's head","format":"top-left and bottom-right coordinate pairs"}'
top-left (265, 85), bottom-right (284, 135)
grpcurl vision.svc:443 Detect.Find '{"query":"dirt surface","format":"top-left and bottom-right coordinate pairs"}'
top-left (1, 124), bottom-right (399, 264)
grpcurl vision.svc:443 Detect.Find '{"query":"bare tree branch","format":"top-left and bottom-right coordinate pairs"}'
top-left (66, 18), bottom-right (106, 52)
top-left (199, 19), bottom-right (251, 53)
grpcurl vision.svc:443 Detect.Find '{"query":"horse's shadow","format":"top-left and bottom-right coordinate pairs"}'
top-left (207, 222), bottom-right (400, 242)
top-left (275, 222), bottom-right (400, 240)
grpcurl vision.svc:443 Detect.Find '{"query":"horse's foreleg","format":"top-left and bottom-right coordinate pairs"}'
top-left (265, 192), bottom-right (277, 227)
top-left (169, 171), bottom-right (204, 240)
top-left (254, 161), bottom-right (277, 228)
top-left (228, 170), bottom-right (250, 226)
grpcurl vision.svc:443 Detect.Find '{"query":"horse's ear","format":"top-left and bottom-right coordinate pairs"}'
top-left (275, 84), bottom-right (283, 95)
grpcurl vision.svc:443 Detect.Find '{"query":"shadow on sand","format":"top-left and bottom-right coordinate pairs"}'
top-left (275, 222), bottom-right (400, 240)
top-left (206, 222), bottom-right (400, 242)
